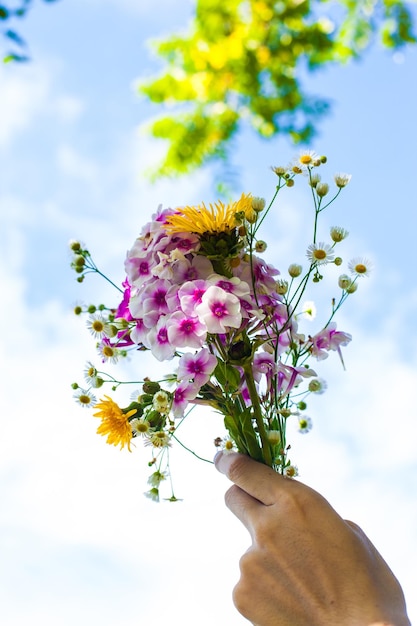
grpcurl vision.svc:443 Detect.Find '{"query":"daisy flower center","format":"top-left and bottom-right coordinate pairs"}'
top-left (79, 394), bottom-right (92, 405)
top-left (314, 249), bottom-right (327, 260)
top-left (354, 263), bottom-right (367, 274)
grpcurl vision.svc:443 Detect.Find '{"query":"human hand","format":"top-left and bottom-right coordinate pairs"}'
top-left (215, 452), bottom-right (410, 626)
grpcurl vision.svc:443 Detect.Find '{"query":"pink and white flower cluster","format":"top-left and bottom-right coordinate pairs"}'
top-left (96, 206), bottom-right (350, 420)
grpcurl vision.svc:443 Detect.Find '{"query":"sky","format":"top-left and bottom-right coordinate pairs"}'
top-left (1, 1), bottom-right (417, 624)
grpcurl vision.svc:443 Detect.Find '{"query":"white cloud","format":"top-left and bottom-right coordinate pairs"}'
top-left (57, 144), bottom-right (101, 184)
top-left (0, 65), bottom-right (49, 147)
top-left (0, 63), bottom-right (86, 149)
top-left (52, 95), bottom-right (85, 123)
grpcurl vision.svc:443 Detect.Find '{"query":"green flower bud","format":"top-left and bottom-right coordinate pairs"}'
top-left (142, 381), bottom-right (162, 395)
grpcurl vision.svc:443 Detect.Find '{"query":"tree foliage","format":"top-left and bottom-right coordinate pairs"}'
top-left (1, 0), bottom-right (59, 63)
top-left (140, 0), bottom-right (416, 179)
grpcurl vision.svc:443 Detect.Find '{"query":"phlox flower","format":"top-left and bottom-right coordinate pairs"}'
top-left (116, 280), bottom-right (133, 321)
top-left (309, 322), bottom-right (352, 361)
top-left (171, 381), bottom-right (199, 418)
top-left (151, 251), bottom-right (175, 280)
top-left (252, 352), bottom-right (277, 383)
top-left (125, 253), bottom-right (155, 288)
top-left (146, 317), bottom-right (176, 361)
top-left (235, 255), bottom-right (279, 294)
top-left (167, 233), bottom-right (200, 253)
top-left (172, 255), bottom-right (214, 284)
top-left (195, 285), bottom-right (242, 334)
top-left (177, 348), bottom-right (217, 387)
top-left (133, 278), bottom-right (176, 327)
top-left (208, 274), bottom-right (251, 299)
top-left (276, 362), bottom-right (316, 397)
top-left (130, 318), bottom-right (149, 346)
top-left (166, 311), bottom-right (207, 349)
top-left (178, 279), bottom-right (208, 316)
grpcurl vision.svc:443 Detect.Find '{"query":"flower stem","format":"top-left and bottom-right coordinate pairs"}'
top-left (242, 362), bottom-right (273, 466)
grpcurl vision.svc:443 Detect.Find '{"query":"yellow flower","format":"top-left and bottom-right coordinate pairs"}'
top-left (93, 396), bottom-right (137, 451)
top-left (165, 193), bottom-right (253, 235)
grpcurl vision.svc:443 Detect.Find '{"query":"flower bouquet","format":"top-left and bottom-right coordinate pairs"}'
top-left (70, 152), bottom-right (369, 501)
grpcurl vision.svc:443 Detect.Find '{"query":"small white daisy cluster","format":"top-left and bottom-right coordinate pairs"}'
top-left (70, 151), bottom-right (371, 500)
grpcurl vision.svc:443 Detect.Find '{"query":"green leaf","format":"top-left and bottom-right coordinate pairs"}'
top-left (214, 360), bottom-right (241, 393)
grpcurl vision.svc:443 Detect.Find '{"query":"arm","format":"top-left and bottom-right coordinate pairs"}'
top-left (215, 452), bottom-right (410, 626)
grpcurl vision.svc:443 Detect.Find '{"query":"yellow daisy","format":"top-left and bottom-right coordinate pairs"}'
top-left (93, 395), bottom-right (137, 451)
top-left (164, 193), bottom-right (253, 235)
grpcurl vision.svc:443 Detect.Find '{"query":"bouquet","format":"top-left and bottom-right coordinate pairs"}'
top-left (70, 152), bottom-right (370, 501)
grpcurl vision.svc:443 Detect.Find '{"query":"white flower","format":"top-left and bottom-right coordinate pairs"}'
top-left (306, 242), bottom-right (335, 265)
top-left (348, 257), bottom-right (372, 278)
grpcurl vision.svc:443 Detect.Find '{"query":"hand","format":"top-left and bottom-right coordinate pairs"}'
top-left (215, 452), bottom-right (410, 626)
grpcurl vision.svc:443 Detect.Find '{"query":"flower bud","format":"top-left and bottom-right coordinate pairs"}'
top-left (330, 226), bottom-right (349, 243)
top-left (288, 263), bottom-right (302, 277)
top-left (334, 257), bottom-right (343, 266)
top-left (245, 208), bottom-right (258, 224)
top-left (142, 381), bottom-right (161, 395)
top-left (334, 173), bottom-right (352, 188)
top-left (276, 280), bottom-right (288, 295)
top-left (69, 240), bottom-right (81, 252)
top-left (346, 282), bottom-right (358, 294)
top-left (309, 174), bottom-right (321, 188)
top-left (255, 240), bottom-right (267, 253)
top-left (338, 274), bottom-right (351, 289)
top-left (320, 155), bottom-right (327, 164)
top-left (316, 182), bottom-right (329, 197)
top-left (74, 305), bottom-right (83, 315)
top-left (252, 196), bottom-right (266, 212)
top-left (271, 165), bottom-right (287, 177)
top-left (267, 430), bottom-right (281, 446)
top-left (286, 178), bottom-right (295, 187)
top-left (297, 401), bottom-right (307, 410)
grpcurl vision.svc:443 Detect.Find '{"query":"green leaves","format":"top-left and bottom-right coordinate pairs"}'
top-left (1, 0), bottom-right (60, 63)
top-left (139, 0), bottom-right (416, 179)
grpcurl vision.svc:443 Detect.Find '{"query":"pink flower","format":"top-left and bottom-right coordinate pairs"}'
top-left (195, 286), bottom-right (242, 334)
top-left (172, 255), bottom-right (213, 283)
top-left (116, 280), bottom-right (133, 321)
top-left (171, 381), bottom-right (199, 418)
top-left (130, 318), bottom-right (148, 346)
top-left (166, 311), bottom-right (207, 349)
top-left (252, 352), bottom-right (277, 382)
top-left (310, 322), bottom-right (352, 361)
top-left (146, 317), bottom-right (176, 361)
top-left (276, 363), bottom-right (316, 397)
top-left (177, 348), bottom-right (217, 387)
top-left (178, 280), bottom-right (208, 316)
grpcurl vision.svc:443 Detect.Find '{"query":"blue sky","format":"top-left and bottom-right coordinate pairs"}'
top-left (1, 1), bottom-right (417, 624)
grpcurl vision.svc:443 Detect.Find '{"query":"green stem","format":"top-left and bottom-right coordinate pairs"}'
top-left (242, 362), bottom-right (272, 466)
